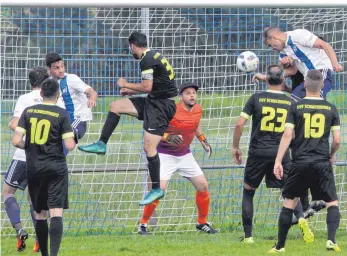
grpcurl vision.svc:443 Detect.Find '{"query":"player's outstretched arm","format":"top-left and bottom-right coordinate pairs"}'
top-left (117, 77), bottom-right (153, 93)
top-left (313, 38), bottom-right (343, 72)
top-left (330, 129), bottom-right (341, 164)
top-left (232, 116), bottom-right (247, 165)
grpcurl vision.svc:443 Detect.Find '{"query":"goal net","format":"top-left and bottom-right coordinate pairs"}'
top-left (1, 7), bottom-right (346, 236)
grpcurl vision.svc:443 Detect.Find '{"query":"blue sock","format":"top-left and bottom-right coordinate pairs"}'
top-left (4, 195), bottom-right (21, 231)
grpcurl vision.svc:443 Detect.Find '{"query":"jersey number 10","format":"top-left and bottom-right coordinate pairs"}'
top-left (29, 118), bottom-right (51, 145)
top-left (260, 107), bottom-right (287, 132)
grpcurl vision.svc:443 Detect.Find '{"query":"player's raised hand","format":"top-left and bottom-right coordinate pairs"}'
top-left (279, 56), bottom-right (294, 67)
top-left (332, 63), bottom-right (343, 72)
top-left (167, 135), bottom-right (183, 146)
top-left (117, 77), bottom-right (127, 88)
top-left (120, 88), bottom-right (130, 96)
top-left (232, 147), bottom-right (242, 165)
top-left (273, 161), bottom-right (283, 180)
top-left (252, 73), bottom-right (266, 83)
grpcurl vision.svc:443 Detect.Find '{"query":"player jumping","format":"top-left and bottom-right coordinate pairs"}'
top-left (78, 32), bottom-right (178, 206)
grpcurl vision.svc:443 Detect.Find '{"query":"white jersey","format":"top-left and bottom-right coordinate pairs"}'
top-left (280, 29), bottom-right (333, 76)
top-left (12, 90), bottom-right (42, 161)
top-left (58, 73), bottom-right (92, 122)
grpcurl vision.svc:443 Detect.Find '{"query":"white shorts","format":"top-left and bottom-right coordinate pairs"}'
top-left (159, 152), bottom-right (203, 180)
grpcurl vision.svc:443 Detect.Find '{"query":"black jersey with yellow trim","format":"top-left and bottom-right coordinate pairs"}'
top-left (285, 97), bottom-right (340, 163)
top-left (241, 90), bottom-right (293, 159)
top-left (16, 103), bottom-right (74, 177)
top-left (140, 49), bottom-right (177, 99)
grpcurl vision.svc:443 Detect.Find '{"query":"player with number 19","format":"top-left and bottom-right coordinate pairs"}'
top-left (79, 31), bottom-right (177, 206)
top-left (233, 65), bottom-right (306, 243)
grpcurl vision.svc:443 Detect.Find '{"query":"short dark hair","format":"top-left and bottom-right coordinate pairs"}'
top-left (305, 69), bottom-right (323, 93)
top-left (41, 78), bottom-right (59, 99)
top-left (263, 27), bottom-right (281, 44)
top-left (45, 52), bottom-right (63, 68)
top-left (128, 32), bottom-right (148, 47)
top-left (267, 65), bottom-right (284, 85)
top-left (28, 66), bottom-right (49, 88)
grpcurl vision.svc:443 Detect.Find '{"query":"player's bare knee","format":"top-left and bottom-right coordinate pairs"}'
top-left (143, 142), bottom-right (157, 157)
top-left (35, 210), bottom-right (49, 220)
top-left (110, 100), bottom-right (122, 114)
top-left (49, 208), bottom-right (63, 217)
top-left (243, 182), bottom-right (256, 191)
top-left (326, 201), bottom-right (338, 208)
top-left (2, 183), bottom-right (16, 199)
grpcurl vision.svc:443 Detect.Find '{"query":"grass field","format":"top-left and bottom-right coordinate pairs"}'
top-left (1, 231), bottom-right (347, 255)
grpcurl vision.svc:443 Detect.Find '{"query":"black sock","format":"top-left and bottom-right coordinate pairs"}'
top-left (300, 194), bottom-right (310, 211)
top-left (294, 201), bottom-right (304, 219)
top-left (242, 188), bottom-right (255, 238)
top-left (147, 153), bottom-right (160, 190)
top-left (326, 206), bottom-right (340, 243)
top-left (35, 219), bottom-right (49, 256)
top-left (99, 112), bottom-right (120, 144)
top-left (50, 217), bottom-right (63, 256)
top-left (276, 207), bottom-right (294, 249)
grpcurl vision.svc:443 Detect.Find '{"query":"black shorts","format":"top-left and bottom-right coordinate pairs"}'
top-left (244, 156), bottom-right (290, 189)
top-left (4, 160), bottom-right (27, 190)
top-left (282, 161), bottom-right (338, 202)
top-left (28, 172), bottom-right (69, 213)
top-left (129, 96), bottom-right (176, 136)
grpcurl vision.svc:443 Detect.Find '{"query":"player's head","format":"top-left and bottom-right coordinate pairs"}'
top-left (179, 82), bottom-right (199, 109)
top-left (45, 52), bottom-right (65, 79)
top-left (29, 66), bottom-right (49, 88)
top-left (40, 78), bottom-right (60, 102)
top-left (128, 32), bottom-right (148, 60)
top-left (304, 70), bottom-right (324, 94)
top-left (266, 65), bottom-right (284, 87)
top-left (263, 27), bottom-right (285, 51)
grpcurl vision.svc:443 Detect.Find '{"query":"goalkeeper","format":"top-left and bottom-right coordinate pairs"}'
top-left (138, 82), bottom-right (217, 235)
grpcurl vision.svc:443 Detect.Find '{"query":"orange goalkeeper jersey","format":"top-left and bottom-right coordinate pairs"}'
top-left (157, 103), bottom-right (202, 156)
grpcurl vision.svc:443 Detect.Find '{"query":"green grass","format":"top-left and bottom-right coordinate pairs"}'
top-left (1, 231), bottom-right (347, 256)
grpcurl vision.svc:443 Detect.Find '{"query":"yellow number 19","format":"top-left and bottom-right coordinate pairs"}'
top-left (29, 118), bottom-right (51, 144)
top-left (303, 113), bottom-right (325, 138)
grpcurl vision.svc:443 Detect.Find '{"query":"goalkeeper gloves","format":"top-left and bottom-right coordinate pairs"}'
top-left (162, 133), bottom-right (183, 146)
top-left (198, 134), bottom-right (212, 158)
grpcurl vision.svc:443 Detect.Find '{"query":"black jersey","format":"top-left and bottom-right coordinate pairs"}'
top-left (16, 103), bottom-right (74, 177)
top-left (140, 49), bottom-right (177, 99)
top-left (291, 71), bottom-right (304, 91)
top-left (286, 97), bottom-right (340, 163)
top-left (241, 90), bottom-right (292, 159)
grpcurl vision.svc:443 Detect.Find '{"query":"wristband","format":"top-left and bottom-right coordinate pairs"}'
top-left (197, 134), bottom-right (206, 142)
top-left (162, 133), bottom-right (169, 142)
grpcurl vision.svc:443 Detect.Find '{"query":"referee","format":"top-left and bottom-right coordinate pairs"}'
top-left (12, 78), bottom-right (76, 256)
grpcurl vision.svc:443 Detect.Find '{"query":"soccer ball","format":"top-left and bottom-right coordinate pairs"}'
top-left (236, 51), bottom-right (259, 72)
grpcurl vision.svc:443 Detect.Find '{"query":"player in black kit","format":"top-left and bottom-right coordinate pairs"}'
top-left (233, 65), bottom-right (305, 243)
top-left (78, 31), bottom-right (177, 205)
top-left (270, 70), bottom-right (341, 253)
top-left (12, 78), bottom-right (76, 256)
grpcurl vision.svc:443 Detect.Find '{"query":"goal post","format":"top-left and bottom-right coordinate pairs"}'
top-left (1, 5), bottom-right (346, 236)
